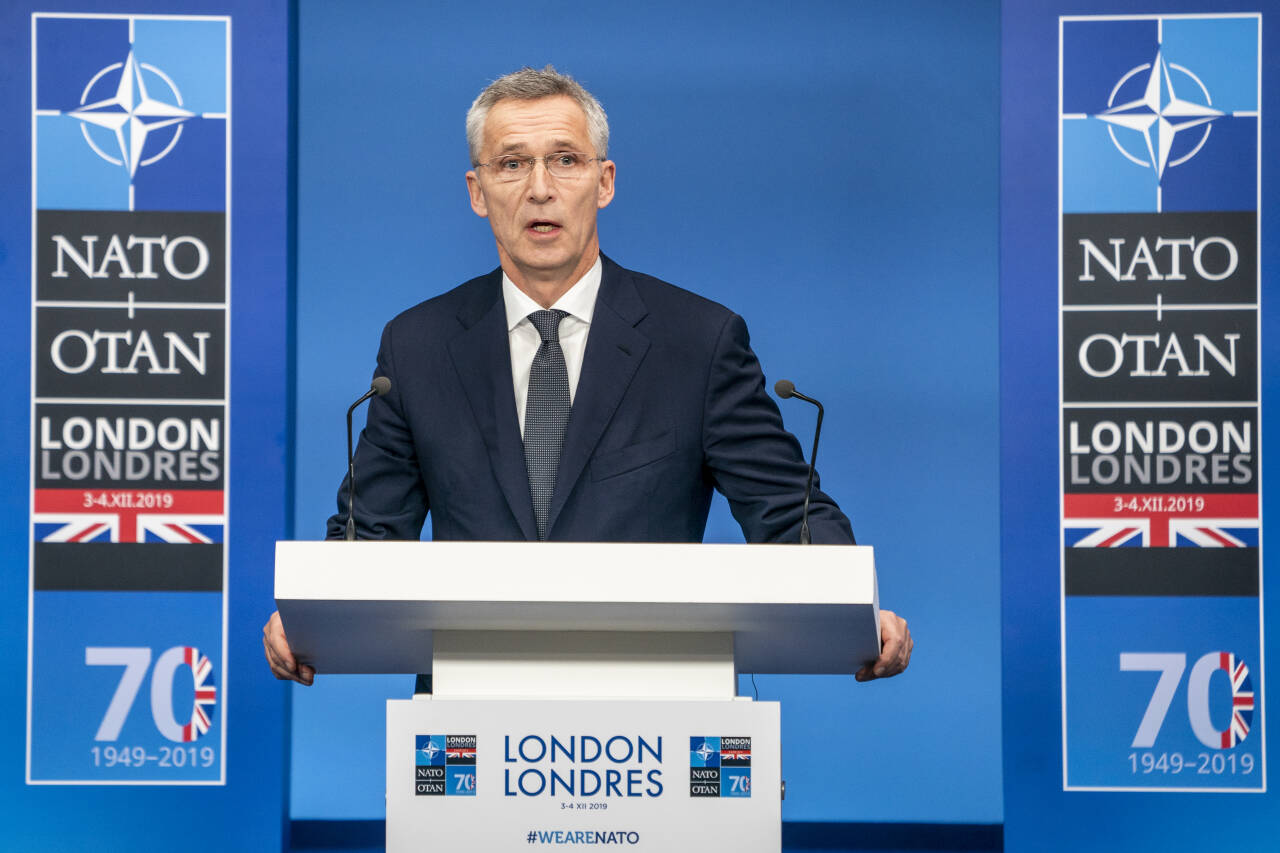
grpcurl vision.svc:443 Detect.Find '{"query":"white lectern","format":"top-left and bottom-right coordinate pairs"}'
top-left (276, 541), bottom-right (878, 853)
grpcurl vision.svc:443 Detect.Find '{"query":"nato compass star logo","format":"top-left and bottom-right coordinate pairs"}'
top-left (1061, 15), bottom-right (1259, 214)
top-left (34, 15), bottom-right (228, 211)
top-left (418, 740), bottom-right (441, 761)
top-left (1094, 50), bottom-right (1222, 182)
top-left (67, 49), bottom-right (194, 181)
top-left (694, 741), bottom-right (715, 762)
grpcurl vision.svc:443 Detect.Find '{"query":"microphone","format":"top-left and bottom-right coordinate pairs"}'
top-left (774, 379), bottom-right (823, 545)
top-left (345, 377), bottom-right (392, 541)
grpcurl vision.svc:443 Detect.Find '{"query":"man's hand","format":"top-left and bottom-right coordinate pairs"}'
top-left (856, 609), bottom-right (912, 682)
top-left (263, 610), bottom-right (314, 686)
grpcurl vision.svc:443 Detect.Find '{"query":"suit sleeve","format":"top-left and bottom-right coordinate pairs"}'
top-left (325, 321), bottom-right (429, 540)
top-left (701, 312), bottom-right (855, 544)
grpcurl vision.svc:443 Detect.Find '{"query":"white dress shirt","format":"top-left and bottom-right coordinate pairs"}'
top-left (502, 256), bottom-right (602, 436)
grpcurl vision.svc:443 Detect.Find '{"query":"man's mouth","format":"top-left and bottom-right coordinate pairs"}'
top-left (529, 221), bottom-right (560, 233)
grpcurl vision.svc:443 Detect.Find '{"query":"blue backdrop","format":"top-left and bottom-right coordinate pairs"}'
top-left (6, 1), bottom-right (1276, 848)
top-left (1002, 2), bottom-right (1279, 851)
top-left (0, 1), bottom-right (292, 850)
top-left (290, 0), bottom-right (1002, 826)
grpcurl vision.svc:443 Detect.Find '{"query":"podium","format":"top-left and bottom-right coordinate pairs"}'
top-left (275, 541), bottom-right (879, 852)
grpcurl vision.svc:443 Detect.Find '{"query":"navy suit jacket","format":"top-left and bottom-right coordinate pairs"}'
top-left (327, 255), bottom-right (854, 544)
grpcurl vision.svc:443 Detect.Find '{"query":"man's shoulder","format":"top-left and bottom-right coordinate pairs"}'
top-left (378, 266), bottom-right (499, 333)
top-left (602, 256), bottom-right (734, 327)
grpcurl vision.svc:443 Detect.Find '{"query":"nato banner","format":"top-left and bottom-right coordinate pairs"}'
top-left (1058, 13), bottom-right (1263, 792)
top-left (28, 13), bottom-right (229, 785)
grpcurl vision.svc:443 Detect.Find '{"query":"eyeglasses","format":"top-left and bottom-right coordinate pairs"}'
top-left (475, 151), bottom-right (600, 182)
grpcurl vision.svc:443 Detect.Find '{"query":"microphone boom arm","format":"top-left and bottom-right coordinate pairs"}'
top-left (774, 379), bottom-right (824, 545)
top-left (345, 377), bottom-right (391, 541)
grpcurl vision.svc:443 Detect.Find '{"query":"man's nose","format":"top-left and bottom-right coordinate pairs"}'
top-left (526, 159), bottom-right (554, 199)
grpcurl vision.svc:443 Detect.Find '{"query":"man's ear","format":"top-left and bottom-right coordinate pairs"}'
top-left (466, 170), bottom-right (488, 218)
top-left (596, 159), bottom-right (616, 210)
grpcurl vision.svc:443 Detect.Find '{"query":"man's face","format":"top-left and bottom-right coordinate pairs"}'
top-left (466, 95), bottom-right (615, 292)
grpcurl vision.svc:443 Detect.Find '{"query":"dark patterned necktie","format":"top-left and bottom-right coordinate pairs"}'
top-left (523, 309), bottom-right (571, 540)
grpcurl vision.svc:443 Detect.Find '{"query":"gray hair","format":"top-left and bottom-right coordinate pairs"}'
top-left (466, 65), bottom-right (609, 165)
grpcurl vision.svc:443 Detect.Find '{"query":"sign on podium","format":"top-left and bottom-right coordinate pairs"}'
top-left (276, 541), bottom-right (878, 852)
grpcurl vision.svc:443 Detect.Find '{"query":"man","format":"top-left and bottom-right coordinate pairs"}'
top-left (264, 66), bottom-right (911, 685)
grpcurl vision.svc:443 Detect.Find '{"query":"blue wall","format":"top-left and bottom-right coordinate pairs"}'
top-left (292, 0), bottom-right (1002, 824)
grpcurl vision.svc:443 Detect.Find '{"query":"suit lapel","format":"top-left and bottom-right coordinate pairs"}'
top-left (446, 272), bottom-right (538, 540)
top-left (547, 258), bottom-right (650, 535)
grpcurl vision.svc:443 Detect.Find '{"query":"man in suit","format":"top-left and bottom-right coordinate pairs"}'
top-left (264, 66), bottom-right (911, 685)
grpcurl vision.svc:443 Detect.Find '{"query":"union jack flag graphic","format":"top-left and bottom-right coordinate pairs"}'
top-left (33, 489), bottom-right (223, 544)
top-left (138, 514), bottom-right (223, 543)
top-left (184, 646), bottom-right (217, 743)
top-left (1064, 518), bottom-right (1149, 548)
top-left (1063, 494), bottom-right (1257, 548)
top-left (1219, 652), bottom-right (1254, 749)
top-left (33, 514), bottom-right (118, 543)
top-left (1169, 520), bottom-right (1260, 548)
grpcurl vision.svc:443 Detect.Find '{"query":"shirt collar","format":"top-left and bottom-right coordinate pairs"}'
top-left (502, 256), bottom-right (602, 332)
